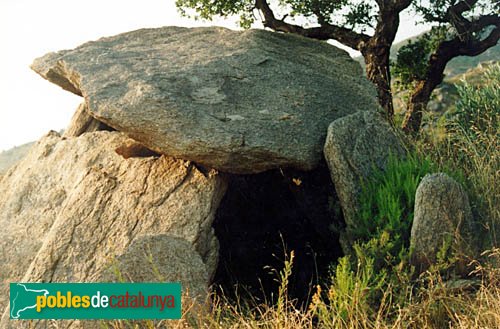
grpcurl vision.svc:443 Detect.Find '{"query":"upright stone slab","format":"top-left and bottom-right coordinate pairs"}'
top-left (31, 26), bottom-right (378, 174)
top-left (410, 173), bottom-right (476, 274)
top-left (323, 111), bottom-right (406, 250)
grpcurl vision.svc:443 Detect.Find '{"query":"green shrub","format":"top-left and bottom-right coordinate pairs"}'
top-left (312, 254), bottom-right (386, 328)
top-left (454, 63), bottom-right (500, 136)
top-left (353, 154), bottom-right (434, 245)
top-left (392, 27), bottom-right (447, 90)
top-left (349, 154), bottom-right (462, 270)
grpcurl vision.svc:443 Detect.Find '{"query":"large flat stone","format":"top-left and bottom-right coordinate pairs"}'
top-left (32, 26), bottom-right (378, 173)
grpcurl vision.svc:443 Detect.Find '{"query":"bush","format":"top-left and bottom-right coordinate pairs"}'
top-left (454, 64), bottom-right (500, 135)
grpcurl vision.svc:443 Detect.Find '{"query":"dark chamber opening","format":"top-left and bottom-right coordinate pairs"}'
top-left (212, 160), bottom-right (345, 305)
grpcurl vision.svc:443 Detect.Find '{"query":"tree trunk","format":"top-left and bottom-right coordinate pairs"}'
top-left (362, 44), bottom-right (394, 119)
top-left (402, 46), bottom-right (452, 133)
top-left (402, 81), bottom-right (434, 134)
top-left (360, 3), bottom-right (410, 121)
top-left (402, 72), bottom-right (445, 134)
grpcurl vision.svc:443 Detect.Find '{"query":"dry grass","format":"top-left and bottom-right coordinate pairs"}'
top-left (99, 250), bottom-right (500, 329)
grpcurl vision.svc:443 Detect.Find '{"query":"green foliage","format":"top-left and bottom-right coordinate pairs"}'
top-left (313, 151), bottom-right (472, 327)
top-left (345, 152), bottom-right (465, 280)
top-left (280, 0), bottom-right (347, 21)
top-left (275, 250), bottom-right (294, 318)
top-left (413, 0), bottom-right (496, 24)
top-left (312, 254), bottom-right (386, 327)
top-left (393, 38), bottom-right (431, 86)
top-left (392, 27), bottom-right (448, 89)
top-left (392, 0), bottom-right (498, 99)
top-left (454, 63), bottom-right (500, 137)
top-left (341, 2), bottom-right (375, 31)
top-left (353, 154), bottom-right (435, 254)
top-left (175, 0), bottom-right (378, 31)
top-left (175, 0), bottom-right (254, 27)
top-left (94, 250), bottom-right (500, 328)
top-left (313, 153), bottom-right (460, 325)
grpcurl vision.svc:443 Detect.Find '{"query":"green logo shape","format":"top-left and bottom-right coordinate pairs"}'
top-left (10, 283), bottom-right (181, 320)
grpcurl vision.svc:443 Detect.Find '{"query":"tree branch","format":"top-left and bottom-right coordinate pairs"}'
top-left (470, 14), bottom-right (500, 33)
top-left (444, 0), bottom-right (498, 42)
top-left (392, 0), bottom-right (413, 12)
top-left (458, 24), bottom-right (500, 56)
top-left (254, 0), bottom-right (370, 50)
top-left (370, 0), bottom-right (412, 46)
top-left (447, 0), bottom-right (479, 17)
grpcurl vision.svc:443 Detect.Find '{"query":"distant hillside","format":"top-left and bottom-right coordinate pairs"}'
top-left (355, 32), bottom-right (500, 77)
top-left (353, 31), bottom-right (499, 116)
top-left (426, 60), bottom-right (497, 113)
top-left (393, 60), bottom-right (498, 117)
top-left (0, 142), bottom-right (34, 175)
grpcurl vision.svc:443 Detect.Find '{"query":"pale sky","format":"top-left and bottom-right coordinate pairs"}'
top-left (0, 0), bottom-right (429, 152)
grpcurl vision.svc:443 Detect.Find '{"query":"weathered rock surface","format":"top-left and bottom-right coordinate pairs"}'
top-left (2, 236), bottom-right (209, 329)
top-left (323, 111), bottom-right (406, 248)
top-left (410, 173), bottom-right (476, 273)
top-left (100, 235), bottom-right (209, 298)
top-left (0, 131), bottom-right (226, 318)
top-left (32, 26), bottom-right (378, 174)
top-left (63, 102), bottom-right (113, 137)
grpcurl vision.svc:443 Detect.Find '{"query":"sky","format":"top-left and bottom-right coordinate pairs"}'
top-left (0, 0), bottom-right (430, 152)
